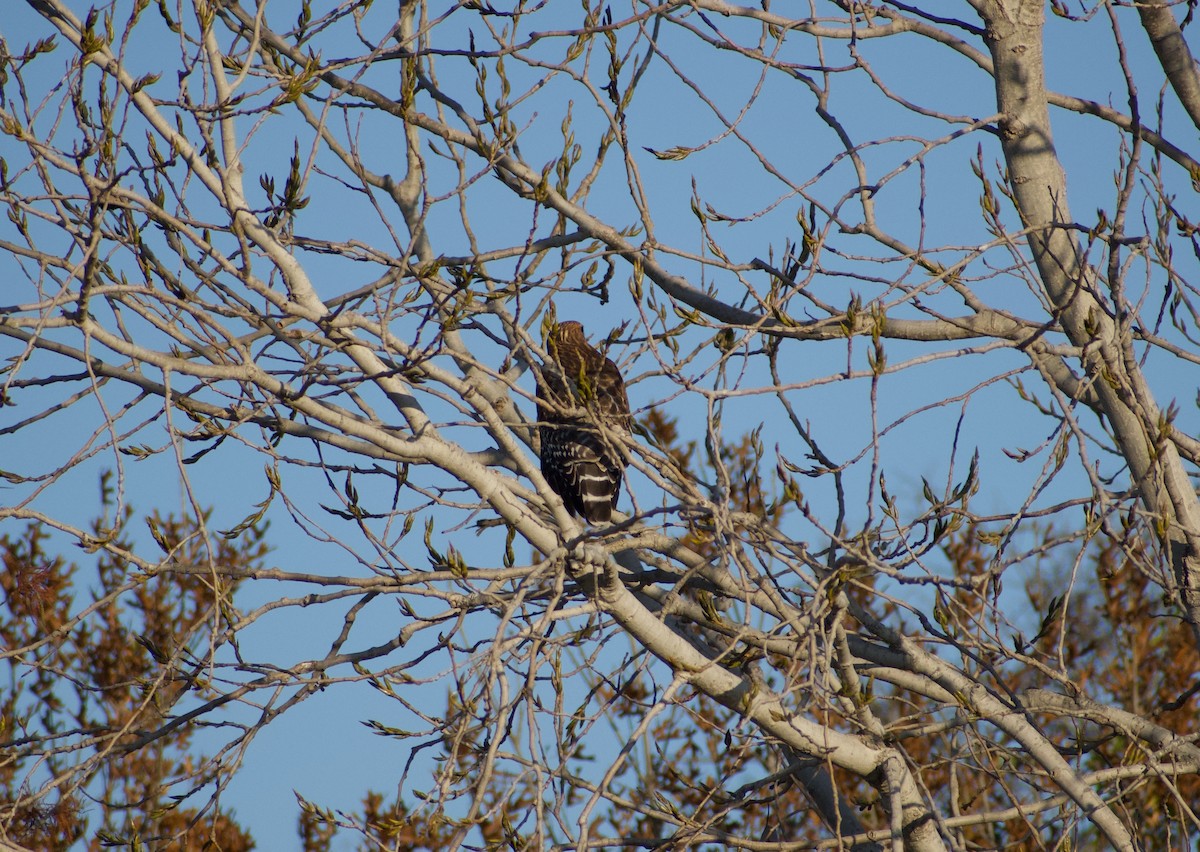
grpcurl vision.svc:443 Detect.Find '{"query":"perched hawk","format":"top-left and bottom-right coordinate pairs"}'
top-left (536, 321), bottom-right (632, 524)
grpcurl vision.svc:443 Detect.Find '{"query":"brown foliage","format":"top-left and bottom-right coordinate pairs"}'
top-left (0, 481), bottom-right (267, 849)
